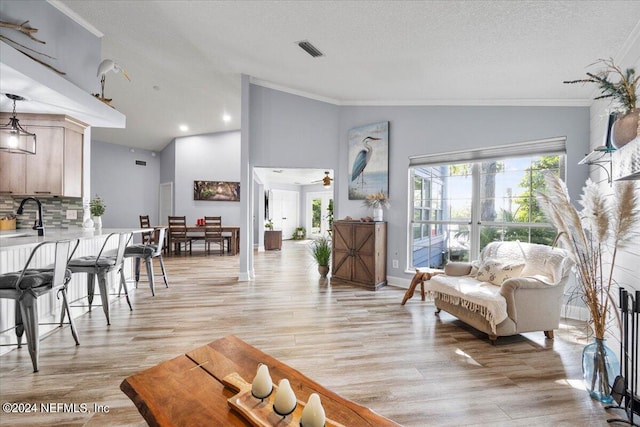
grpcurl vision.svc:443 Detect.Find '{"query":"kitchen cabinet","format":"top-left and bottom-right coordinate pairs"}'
top-left (331, 221), bottom-right (387, 290)
top-left (0, 114), bottom-right (85, 197)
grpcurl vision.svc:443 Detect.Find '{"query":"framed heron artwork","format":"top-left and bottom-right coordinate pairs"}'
top-left (348, 121), bottom-right (389, 200)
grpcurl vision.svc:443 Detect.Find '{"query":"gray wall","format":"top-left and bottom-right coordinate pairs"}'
top-left (174, 131), bottom-right (241, 226)
top-left (90, 141), bottom-right (161, 227)
top-left (248, 84), bottom-right (591, 282)
top-left (160, 139), bottom-right (175, 185)
top-left (249, 85), bottom-right (340, 168)
top-left (0, 0), bottom-right (101, 93)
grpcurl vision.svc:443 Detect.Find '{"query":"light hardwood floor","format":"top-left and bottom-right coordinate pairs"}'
top-left (0, 240), bottom-right (629, 426)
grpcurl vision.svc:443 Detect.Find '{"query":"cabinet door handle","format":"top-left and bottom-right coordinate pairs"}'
top-left (34, 191), bottom-right (52, 194)
top-left (0, 191), bottom-right (13, 194)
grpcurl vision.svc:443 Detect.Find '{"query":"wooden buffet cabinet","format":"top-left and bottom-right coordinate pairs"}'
top-left (264, 229), bottom-right (282, 250)
top-left (0, 113), bottom-right (85, 197)
top-left (331, 221), bottom-right (387, 290)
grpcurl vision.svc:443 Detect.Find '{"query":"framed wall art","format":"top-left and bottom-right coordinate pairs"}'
top-left (194, 180), bottom-right (240, 201)
top-left (348, 121), bottom-right (389, 200)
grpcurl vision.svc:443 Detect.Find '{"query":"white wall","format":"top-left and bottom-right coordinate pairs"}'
top-left (174, 131), bottom-right (241, 226)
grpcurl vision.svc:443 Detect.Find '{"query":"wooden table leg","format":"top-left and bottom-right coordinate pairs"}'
top-left (402, 271), bottom-right (430, 305)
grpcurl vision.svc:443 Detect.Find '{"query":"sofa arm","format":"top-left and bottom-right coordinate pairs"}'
top-left (500, 277), bottom-right (566, 329)
top-left (444, 262), bottom-right (472, 276)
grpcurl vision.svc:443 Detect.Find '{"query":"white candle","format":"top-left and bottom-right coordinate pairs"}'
top-left (300, 393), bottom-right (326, 427)
top-left (251, 364), bottom-right (273, 400)
top-left (273, 378), bottom-right (297, 416)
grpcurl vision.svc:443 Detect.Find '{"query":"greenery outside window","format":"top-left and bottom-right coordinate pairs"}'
top-left (409, 139), bottom-right (566, 269)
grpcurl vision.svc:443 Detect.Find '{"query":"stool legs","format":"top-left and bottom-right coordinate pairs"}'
top-left (158, 255), bottom-right (169, 288)
top-left (18, 292), bottom-right (39, 372)
top-left (15, 302), bottom-right (24, 348)
top-left (58, 288), bottom-right (80, 346)
top-left (118, 267), bottom-right (133, 311)
top-left (96, 272), bottom-right (111, 325)
top-left (87, 273), bottom-right (95, 309)
top-left (143, 257), bottom-right (155, 296)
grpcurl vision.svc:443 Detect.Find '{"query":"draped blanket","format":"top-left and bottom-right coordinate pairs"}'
top-left (426, 275), bottom-right (507, 334)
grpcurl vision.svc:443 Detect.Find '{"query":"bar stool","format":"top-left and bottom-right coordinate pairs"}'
top-left (0, 239), bottom-right (79, 372)
top-left (122, 227), bottom-right (169, 296)
top-left (67, 232), bottom-right (132, 325)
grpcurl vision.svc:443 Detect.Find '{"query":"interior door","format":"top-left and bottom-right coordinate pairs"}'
top-left (159, 182), bottom-right (173, 225)
top-left (270, 189), bottom-right (299, 240)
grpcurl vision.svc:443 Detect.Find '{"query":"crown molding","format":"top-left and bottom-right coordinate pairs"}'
top-left (249, 78), bottom-right (592, 108)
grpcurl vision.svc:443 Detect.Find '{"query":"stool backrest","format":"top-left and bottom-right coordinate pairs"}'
top-left (152, 227), bottom-right (166, 257)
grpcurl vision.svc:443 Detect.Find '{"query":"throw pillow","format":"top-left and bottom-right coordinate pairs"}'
top-left (475, 258), bottom-right (524, 286)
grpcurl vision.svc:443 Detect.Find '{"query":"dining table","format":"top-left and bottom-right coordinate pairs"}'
top-left (120, 335), bottom-right (400, 426)
top-left (166, 225), bottom-right (240, 255)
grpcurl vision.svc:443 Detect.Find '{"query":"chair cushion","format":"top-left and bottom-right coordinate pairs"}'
top-left (0, 268), bottom-right (71, 290)
top-left (124, 244), bottom-right (156, 257)
top-left (68, 256), bottom-right (117, 269)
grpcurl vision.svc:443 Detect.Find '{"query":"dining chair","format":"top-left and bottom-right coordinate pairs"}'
top-left (139, 214), bottom-right (153, 245)
top-left (67, 232), bottom-right (132, 325)
top-left (168, 216), bottom-right (192, 255)
top-left (0, 239), bottom-right (79, 372)
top-left (122, 227), bottom-right (169, 296)
top-left (204, 216), bottom-right (225, 255)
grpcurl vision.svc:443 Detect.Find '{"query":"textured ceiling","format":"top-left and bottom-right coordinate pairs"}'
top-left (55, 1), bottom-right (640, 151)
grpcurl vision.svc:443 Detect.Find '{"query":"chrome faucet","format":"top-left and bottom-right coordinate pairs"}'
top-left (17, 197), bottom-right (44, 236)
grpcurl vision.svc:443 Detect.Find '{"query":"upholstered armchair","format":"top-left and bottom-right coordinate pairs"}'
top-left (426, 241), bottom-right (573, 342)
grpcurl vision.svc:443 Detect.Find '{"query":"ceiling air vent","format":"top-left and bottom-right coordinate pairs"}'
top-left (297, 40), bottom-right (323, 58)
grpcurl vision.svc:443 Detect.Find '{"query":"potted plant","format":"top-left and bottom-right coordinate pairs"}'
top-left (292, 226), bottom-right (306, 240)
top-left (363, 190), bottom-right (389, 221)
top-left (89, 195), bottom-right (106, 229)
top-left (564, 58), bottom-right (639, 148)
top-left (310, 235), bottom-right (331, 278)
top-left (265, 220), bottom-right (274, 230)
top-left (326, 199), bottom-right (334, 236)
top-left (538, 173), bottom-right (639, 403)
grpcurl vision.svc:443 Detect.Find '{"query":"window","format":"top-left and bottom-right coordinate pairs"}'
top-left (409, 138), bottom-right (566, 269)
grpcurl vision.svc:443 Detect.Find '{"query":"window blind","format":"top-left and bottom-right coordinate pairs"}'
top-left (408, 136), bottom-right (567, 167)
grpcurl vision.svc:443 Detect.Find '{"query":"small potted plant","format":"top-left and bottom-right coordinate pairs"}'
top-left (265, 220), bottom-right (274, 230)
top-left (292, 226), bottom-right (306, 240)
top-left (363, 190), bottom-right (389, 221)
top-left (90, 195), bottom-right (106, 229)
top-left (310, 235), bottom-right (331, 278)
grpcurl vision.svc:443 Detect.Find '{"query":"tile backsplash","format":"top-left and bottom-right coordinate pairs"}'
top-left (0, 196), bottom-right (84, 229)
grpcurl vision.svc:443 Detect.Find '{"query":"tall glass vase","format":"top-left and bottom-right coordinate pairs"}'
top-left (582, 338), bottom-right (619, 403)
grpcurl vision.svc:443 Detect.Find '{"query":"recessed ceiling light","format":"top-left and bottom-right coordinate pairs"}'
top-left (222, 114), bottom-right (231, 123)
top-left (179, 124), bottom-right (189, 132)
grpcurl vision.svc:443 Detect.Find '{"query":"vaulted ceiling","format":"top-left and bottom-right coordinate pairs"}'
top-left (57, 0), bottom-right (640, 152)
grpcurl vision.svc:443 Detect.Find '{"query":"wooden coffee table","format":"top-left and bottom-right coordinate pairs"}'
top-left (121, 335), bottom-right (400, 426)
top-left (401, 268), bottom-right (444, 305)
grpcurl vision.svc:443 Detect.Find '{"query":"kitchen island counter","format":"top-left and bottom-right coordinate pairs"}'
top-left (0, 228), bottom-right (149, 251)
top-left (0, 227), bottom-right (149, 352)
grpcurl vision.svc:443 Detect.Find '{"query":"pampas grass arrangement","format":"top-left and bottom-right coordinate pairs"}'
top-left (538, 173), bottom-right (639, 401)
top-left (537, 173), bottom-right (639, 339)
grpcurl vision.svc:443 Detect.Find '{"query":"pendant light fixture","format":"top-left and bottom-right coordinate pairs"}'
top-left (0, 94), bottom-right (36, 154)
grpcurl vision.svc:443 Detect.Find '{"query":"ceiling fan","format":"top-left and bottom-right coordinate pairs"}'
top-left (312, 171), bottom-right (333, 188)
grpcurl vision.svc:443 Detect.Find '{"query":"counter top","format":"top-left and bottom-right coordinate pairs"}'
top-left (0, 228), bottom-right (150, 251)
